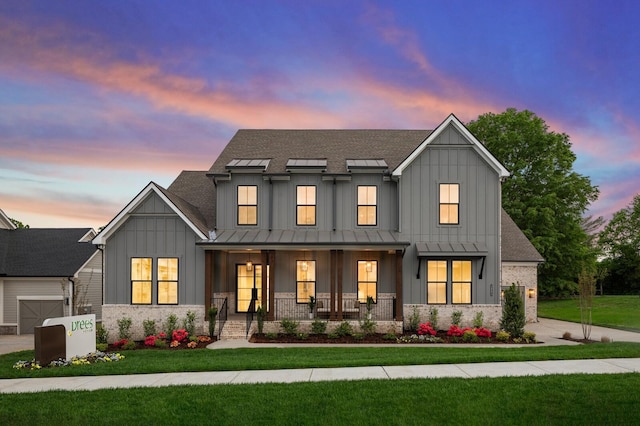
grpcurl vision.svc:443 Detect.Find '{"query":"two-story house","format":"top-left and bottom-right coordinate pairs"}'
top-left (93, 114), bottom-right (542, 340)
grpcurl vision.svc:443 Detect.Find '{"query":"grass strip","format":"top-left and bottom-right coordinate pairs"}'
top-left (538, 295), bottom-right (640, 332)
top-left (2, 342), bottom-right (640, 379)
top-left (1, 374), bottom-right (639, 425)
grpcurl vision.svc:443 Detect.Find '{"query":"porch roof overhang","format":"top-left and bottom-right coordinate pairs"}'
top-left (415, 241), bottom-right (489, 279)
top-left (415, 241), bottom-right (488, 257)
top-left (197, 229), bottom-right (410, 251)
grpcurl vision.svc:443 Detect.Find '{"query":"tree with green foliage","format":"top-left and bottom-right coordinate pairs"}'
top-left (9, 218), bottom-right (29, 228)
top-left (467, 108), bottom-right (599, 296)
top-left (500, 283), bottom-right (525, 338)
top-left (598, 194), bottom-right (640, 294)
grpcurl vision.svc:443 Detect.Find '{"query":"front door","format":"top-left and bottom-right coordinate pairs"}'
top-left (237, 264), bottom-right (268, 312)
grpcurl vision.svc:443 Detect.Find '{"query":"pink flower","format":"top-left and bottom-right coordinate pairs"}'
top-left (447, 325), bottom-right (464, 337)
top-left (417, 322), bottom-right (437, 336)
top-left (172, 329), bottom-right (189, 342)
top-left (474, 327), bottom-right (492, 338)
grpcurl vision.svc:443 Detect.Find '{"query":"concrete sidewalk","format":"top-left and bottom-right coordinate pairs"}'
top-left (1, 357), bottom-right (639, 394)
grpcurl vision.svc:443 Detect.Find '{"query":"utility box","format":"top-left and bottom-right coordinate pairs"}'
top-left (34, 324), bottom-right (66, 366)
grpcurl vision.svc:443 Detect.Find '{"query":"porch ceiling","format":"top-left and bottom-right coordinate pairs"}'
top-left (198, 229), bottom-right (410, 251)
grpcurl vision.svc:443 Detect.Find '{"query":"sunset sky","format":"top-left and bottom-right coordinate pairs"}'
top-left (1, 1), bottom-right (639, 230)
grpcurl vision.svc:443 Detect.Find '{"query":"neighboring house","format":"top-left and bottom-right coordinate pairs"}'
top-left (0, 212), bottom-right (102, 334)
top-left (93, 114), bottom-right (542, 340)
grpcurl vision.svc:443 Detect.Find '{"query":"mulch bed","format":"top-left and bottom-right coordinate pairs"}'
top-left (106, 337), bottom-right (217, 351)
top-left (250, 332), bottom-right (536, 344)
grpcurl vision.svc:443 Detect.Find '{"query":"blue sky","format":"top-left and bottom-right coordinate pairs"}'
top-left (1, 0), bottom-right (638, 229)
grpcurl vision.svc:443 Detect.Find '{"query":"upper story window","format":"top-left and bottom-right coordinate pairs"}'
top-left (131, 258), bottom-right (152, 304)
top-left (439, 183), bottom-right (459, 225)
top-left (357, 186), bottom-right (377, 226)
top-left (237, 185), bottom-right (258, 225)
top-left (296, 185), bottom-right (316, 226)
top-left (157, 258), bottom-right (178, 304)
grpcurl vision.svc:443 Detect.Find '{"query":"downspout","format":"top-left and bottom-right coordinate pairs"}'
top-left (269, 177), bottom-right (273, 231)
top-left (97, 245), bottom-right (104, 317)
top-left (67, 277), bottom-right (74, 316)
top-left (332, 177), bottom-right (337, 231)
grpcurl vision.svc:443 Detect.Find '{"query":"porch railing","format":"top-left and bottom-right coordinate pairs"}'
top-left (273, 297), bottom-right (395, 321)
top-left (246, 298), bottom-right (256, 337)
top-left (213, 297), bottom-right (228, 338)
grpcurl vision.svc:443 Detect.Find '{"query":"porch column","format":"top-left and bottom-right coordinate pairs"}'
top-left (337, 250), bottom-right (343, 321)
top-left (395, 249), bottom-right (403, 321)
top-left (330, 250), bottom-right (336, 320)
top-left (205, 250), bottom-right (213, 321)
top-left (267, 250), bottom-right (276, 321)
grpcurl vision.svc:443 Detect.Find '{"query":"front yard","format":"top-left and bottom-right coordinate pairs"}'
top-left (538, 295), bottom-right (640, 332)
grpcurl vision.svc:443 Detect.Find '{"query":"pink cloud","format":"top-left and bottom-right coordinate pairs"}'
top-left (1, 192), bottom-right (121, 229)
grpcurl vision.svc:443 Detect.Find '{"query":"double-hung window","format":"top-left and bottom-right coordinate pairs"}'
top-left (237, 185), bottom-right (257, 225)
top-left (452, 260), bottom-right (472, 304)
top-left (357, 186), bottom-right (377, 226)
top-left (296, 186), bottom-right (316, 226)
top-left (296, 260), bottom-right (316, 303)
top-left (439, 183), bottom-right (459, 224)
top-left (158, 258), bottom-right (178, 304)
top-left (426, 259), bottom-right (472, 304)
top-left (357, 260), bottom-right (377, 302)
top-left (427, 260), bottom-right (447, 304)
top-left (131, 258), bottom-right (152, 304)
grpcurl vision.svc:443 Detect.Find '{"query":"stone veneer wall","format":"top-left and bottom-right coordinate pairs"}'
top-left (501, 262), bottom-right (538, 323)
top-left (102, 304), bottom-right (206, 342)
top-left (402, 304), bottom-right (502, 331)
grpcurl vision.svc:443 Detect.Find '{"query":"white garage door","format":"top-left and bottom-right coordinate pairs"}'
top-left (19, 300), bottom-right (64, 334)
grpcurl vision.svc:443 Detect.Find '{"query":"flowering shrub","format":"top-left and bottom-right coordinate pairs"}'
top-left (158, 332), bottom-right (167, 339)
top-left (13, 351), bottom-right (124, 370)
top-left (197, 335), bottom-right (212, 343)
top-left (172, 329), bottom-right (189, 342)
top-left (113, 338), bottom-right (129, 348)
top-left (416, 322), bottom-right (437, 336)
top-left (170, 340), bottom-right (180, 348)
top-left (144, 335), bottom-right (158, 346)
top-left (447, 325), bottom-right (465, 337)
top-left (474, 327), bottom-right (492, 338)
top-left (187, 341), bottom-right (197, 348)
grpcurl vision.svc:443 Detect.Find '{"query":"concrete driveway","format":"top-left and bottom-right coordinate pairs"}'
top-left (0, 334), bottom-right (33, 355)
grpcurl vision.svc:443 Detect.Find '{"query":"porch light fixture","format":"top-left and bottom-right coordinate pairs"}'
top-left (246, 251), bottom-right (253, 271)
top-left (528, 288), bottom-right (535, 298)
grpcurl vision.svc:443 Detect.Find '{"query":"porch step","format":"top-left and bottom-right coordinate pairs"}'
top-left (219, 320), bottom-right (249, 340)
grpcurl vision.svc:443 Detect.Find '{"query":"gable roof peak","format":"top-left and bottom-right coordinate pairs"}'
top-left (392, 114), bottom-right (510, 178)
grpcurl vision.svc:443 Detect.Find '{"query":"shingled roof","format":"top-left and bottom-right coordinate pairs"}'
top-left (0, 228), bottom-right (98, 277)
top-left (501, 209), bottom-right (544, 262)
top-left (208, 129), bottom-right (433, 175)
top-left (167, 171), bottom-right (216, 231)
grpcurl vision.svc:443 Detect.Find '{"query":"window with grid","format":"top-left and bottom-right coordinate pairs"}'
top-left (158, 258), bottom-right (178, 304)
top-left (296, 260), bottom-right (316, 303)
top-left (452, 260), bottom-right (472, 304)
top-left (439, 183), bottom-right (459, 224)
top-left (296, 186), bottom-right (316, 226)
top-left (131, 258), bottom-right (152, 304)
top-left (357, 260), bottom-right (377, 303)
top-left (357, 186), bottom-right (377, 226)
top-left (427, 260), bottom-right (447, 304)
top-left (237, 185), bottom-right (257, 225)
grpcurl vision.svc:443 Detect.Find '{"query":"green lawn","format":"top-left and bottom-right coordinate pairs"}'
top-left (3, 342), bottom-right (640, 379)
top-left (538, 295), bottom-right (640, 331)
top-left (1, 374), bottom-right (639, 425)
